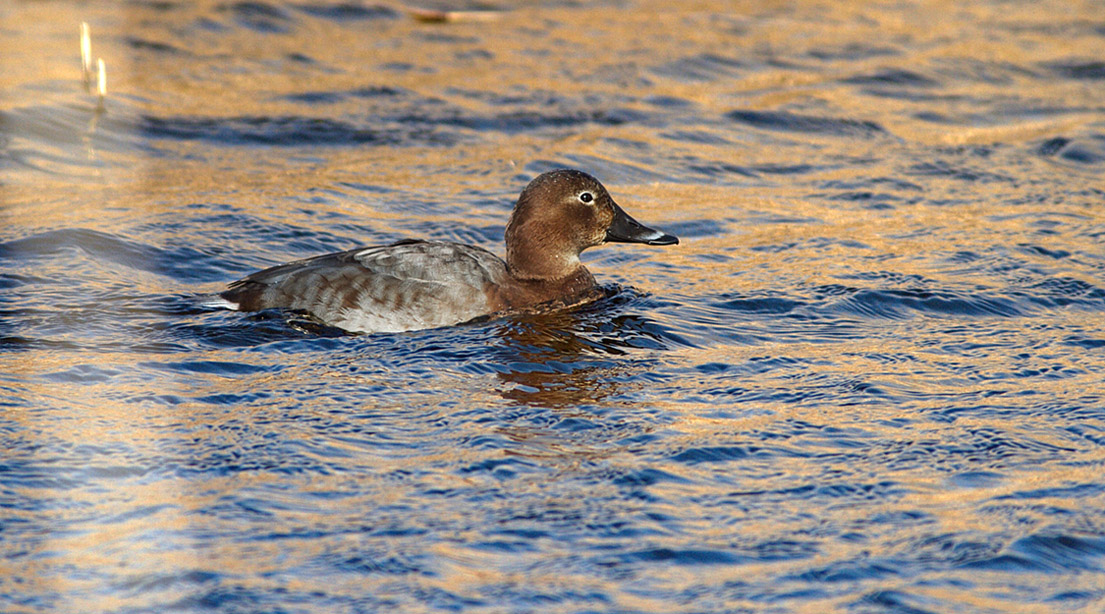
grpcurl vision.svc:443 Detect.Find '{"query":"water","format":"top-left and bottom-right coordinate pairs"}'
top-left (2, 1), bottom-right (1105, 612)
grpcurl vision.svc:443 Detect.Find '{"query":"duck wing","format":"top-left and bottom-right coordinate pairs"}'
top-left (221, 240), bottom-right (508, 333)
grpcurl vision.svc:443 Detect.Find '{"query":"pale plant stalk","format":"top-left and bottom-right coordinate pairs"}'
top-left (80, 22), bottom-right (92, 84)
top-left (97, 58), bottom-right (107, 99)
top-left (80, 22), bottom-right (108, 107)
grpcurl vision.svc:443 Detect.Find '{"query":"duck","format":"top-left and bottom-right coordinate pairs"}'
top-left (217, 169), bottom-right (678, 333)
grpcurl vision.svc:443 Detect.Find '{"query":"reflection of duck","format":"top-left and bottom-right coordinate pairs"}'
top-left (217, 169), bottom-right (677, 333)
top-left (489, 294), bottom-right (672, 408)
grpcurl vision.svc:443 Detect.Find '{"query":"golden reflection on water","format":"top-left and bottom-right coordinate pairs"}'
top-left (4, 0), bottom-right (1105, 612)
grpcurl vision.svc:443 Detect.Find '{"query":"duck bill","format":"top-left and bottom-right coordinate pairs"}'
top-left (605, 202), bottom-right (679, 245)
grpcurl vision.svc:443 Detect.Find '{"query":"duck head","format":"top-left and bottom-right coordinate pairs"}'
top-left (504, 169), bottom-right (678, 280)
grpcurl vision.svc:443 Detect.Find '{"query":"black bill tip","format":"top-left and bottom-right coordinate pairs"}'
top-left (644, 232), bottom-right (679, 246)
top-left (606, 203), bottom-right (679, 246)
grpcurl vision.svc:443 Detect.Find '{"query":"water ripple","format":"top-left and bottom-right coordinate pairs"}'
top-left (726, 110), bottom-right (889, 138)
top-left (141, 115), bottom-right (456, 147)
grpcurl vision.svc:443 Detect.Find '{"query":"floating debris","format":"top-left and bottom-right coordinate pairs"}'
top-left (407, 6), bottom-right (502, 23)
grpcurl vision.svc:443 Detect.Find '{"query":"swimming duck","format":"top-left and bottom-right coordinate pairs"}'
top-left (218, 169), bottom-right (678, 333)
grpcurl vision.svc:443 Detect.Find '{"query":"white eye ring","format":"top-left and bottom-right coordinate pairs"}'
top-left (578, 191), bottom-right (594, 204)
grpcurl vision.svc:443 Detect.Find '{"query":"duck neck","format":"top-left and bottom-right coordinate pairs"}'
top-left (504, 216), bottom-right (588, 281)
top-left (507, 243), bottom-right (585, 281)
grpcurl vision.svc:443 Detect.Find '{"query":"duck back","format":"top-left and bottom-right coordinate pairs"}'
top-left (221, 240), bottom-right (508, 333)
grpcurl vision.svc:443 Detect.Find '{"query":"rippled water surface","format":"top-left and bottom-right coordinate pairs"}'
top-left (3, 1), bottom-right (1105, 612)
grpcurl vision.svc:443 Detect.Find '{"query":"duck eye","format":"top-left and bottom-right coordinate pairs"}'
top-left (578, 191), bottom-right (594, 204)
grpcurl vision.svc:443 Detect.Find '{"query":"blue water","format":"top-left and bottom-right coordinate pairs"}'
top-left (2, 1), bottom-right (1105, 612)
